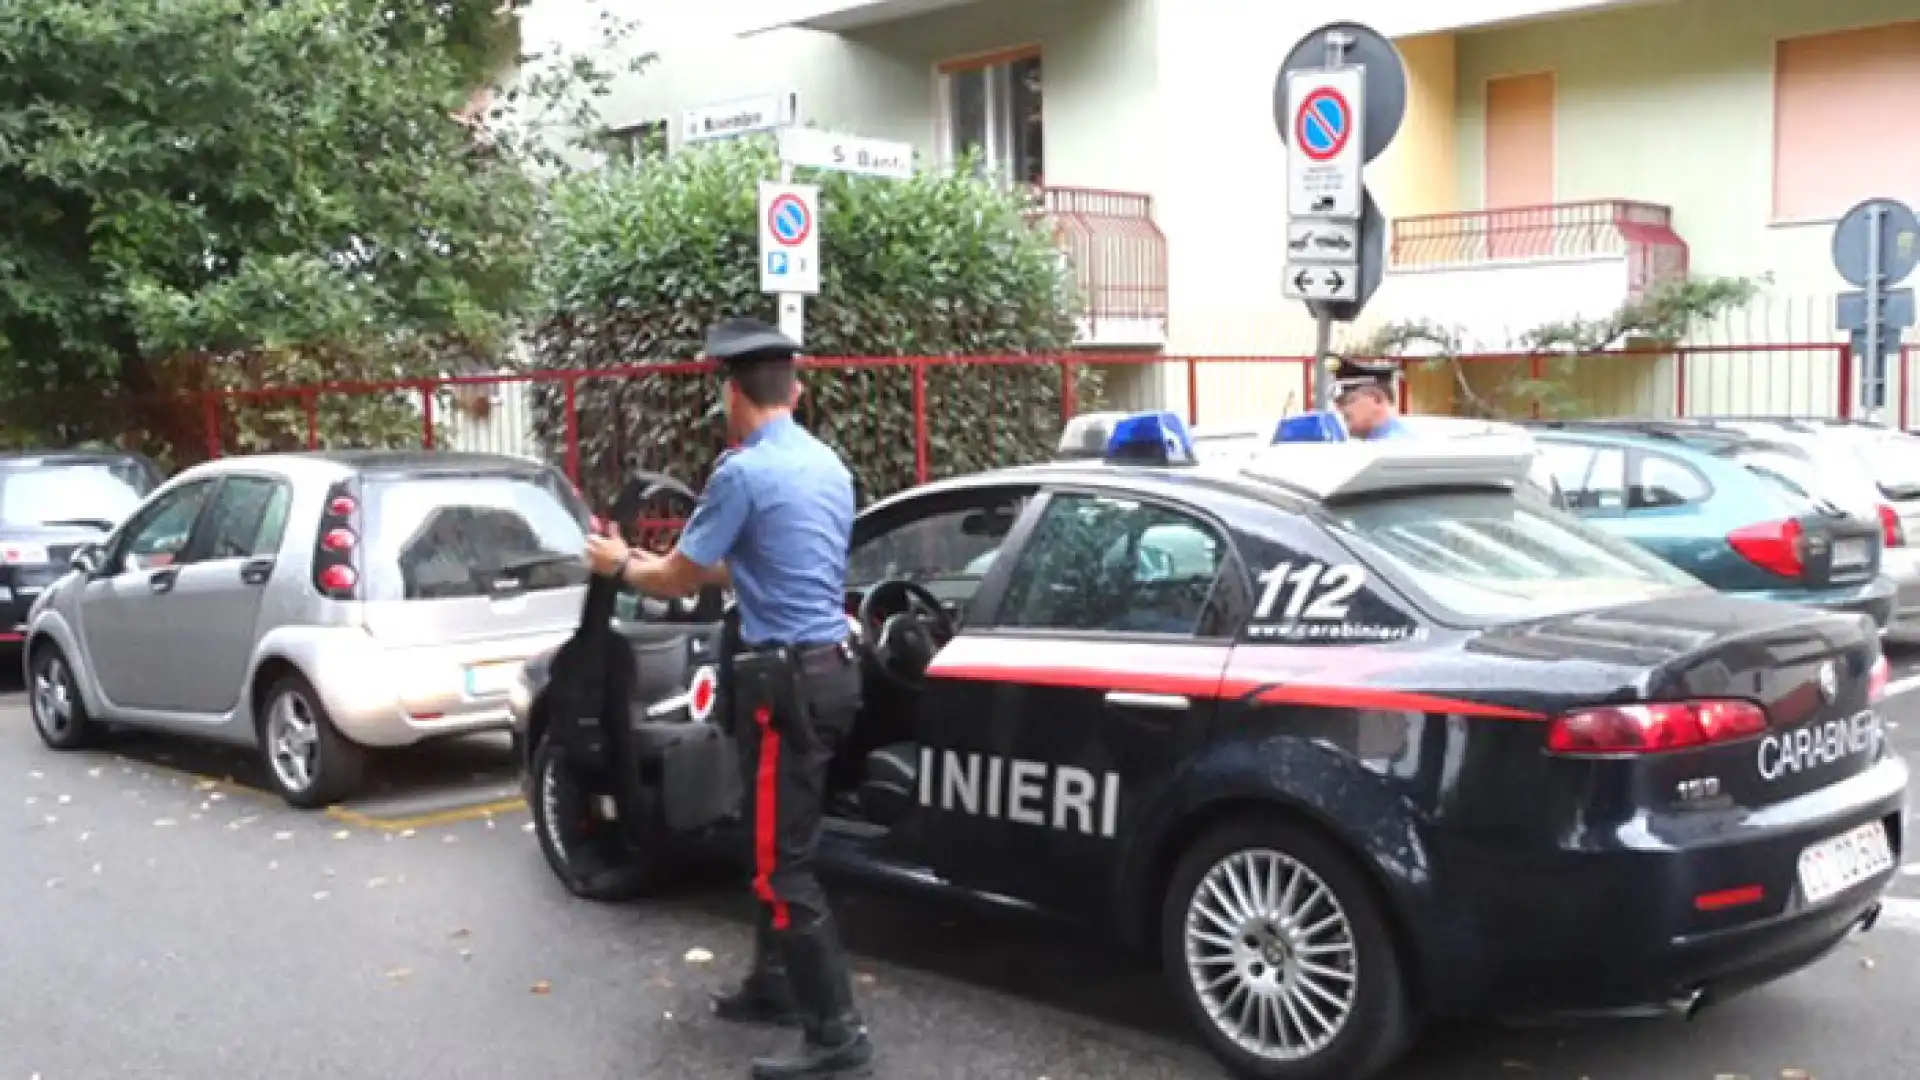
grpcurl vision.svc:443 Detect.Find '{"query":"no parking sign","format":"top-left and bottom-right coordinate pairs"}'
top-left (758, 182), bottom-right (820, 295)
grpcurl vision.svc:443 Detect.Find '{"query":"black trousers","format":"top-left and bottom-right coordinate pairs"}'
top-left (733, 642), bottom-right (863, 1023)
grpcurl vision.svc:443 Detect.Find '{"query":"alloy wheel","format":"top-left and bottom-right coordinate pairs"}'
top-left (32, 655), bottom-right (73, 738)
top-left (266, 689), bottom-right (320, 794)
top-left (1183, 847), bottom-right (1360, 1062)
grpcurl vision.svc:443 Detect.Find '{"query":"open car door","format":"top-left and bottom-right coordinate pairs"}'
top-left (539, 471), bottom-right (738, 872)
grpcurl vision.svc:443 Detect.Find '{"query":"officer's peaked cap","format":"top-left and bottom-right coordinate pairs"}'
top-left (703, 317), bottom-right (800, 369)
top-left (1332, 357), bottom-right (1400, 397)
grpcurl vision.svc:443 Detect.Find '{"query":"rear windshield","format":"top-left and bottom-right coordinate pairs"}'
top-left (1724, 448), bottom-right (1853, 517)
top-left (360, 471), bottom-right (589, 601)
top-left (1330, 492), bottom-right (1700, 622)
top-left (0, 460), bottom-right (154, 529)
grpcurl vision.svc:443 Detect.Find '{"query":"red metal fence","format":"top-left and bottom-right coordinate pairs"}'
top-left (22, 342), bottom-right (1911, 505)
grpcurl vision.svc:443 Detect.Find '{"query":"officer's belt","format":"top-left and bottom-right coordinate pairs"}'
top-left (738, 639), bottom-right (853, 674)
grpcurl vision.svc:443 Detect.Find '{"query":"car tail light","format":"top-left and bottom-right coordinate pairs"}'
top-left (312, 480), bottom-right (362, 600)
top-left (1880, 505), bottom-right (1906, 548)
top-left (1870, 654), bottom-right (1890, 703)
top-left (1547, 699), bottom-right (1769, 755)
top-left (1727, 518), bottom-right (1805, 579)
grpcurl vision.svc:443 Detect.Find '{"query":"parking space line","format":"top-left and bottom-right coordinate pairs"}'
top-left (1887, 673), bottom-right (1920, 699)
top-left (325, 796), bottom-right (528, 833)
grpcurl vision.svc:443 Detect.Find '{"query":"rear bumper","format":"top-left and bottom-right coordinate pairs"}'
top-left (1753, 577), bottom-right (1897, 632)
top-left (1415, 753), bottom-right (1909, 1020)
top-left (296, 629), bottom-right (570, 749)
top-left (1880, 550), bottom-right (1920, 638)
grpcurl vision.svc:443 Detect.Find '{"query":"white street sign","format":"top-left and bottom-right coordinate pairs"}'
top-left (1285, 263), bottom-right (1358, 302)
top-left (778, 127), bottom-right (914, 180)
top-left (759, 182), bottom-right (820, 295)
top-left (1286, 68), bottom-right (1364, 219)
top-left (683, 92), bottom-right (798, 144)
top-left (1286, 219), bottom-right (1360, 262)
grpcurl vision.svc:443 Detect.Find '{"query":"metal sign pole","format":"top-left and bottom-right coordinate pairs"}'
top-left (1311, 31), bottom-right (1352, 412)
top-left (1866, 204), bottom-right (1884, 419)
top-left (776, 154), bottom-right (805, 345)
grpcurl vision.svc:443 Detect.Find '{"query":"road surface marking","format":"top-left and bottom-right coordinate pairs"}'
top-left (326, 796), bottom-right (528, 832)
top-left (1877, 896), bottom-right (1920, 928)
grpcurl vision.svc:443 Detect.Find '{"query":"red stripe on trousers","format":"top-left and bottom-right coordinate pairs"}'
top-left (750, 707), bottom-right (790, 930)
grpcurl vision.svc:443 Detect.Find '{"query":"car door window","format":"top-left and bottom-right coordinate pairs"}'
top-left (1541, 443), bottom-right (1625, 512)
top-left (1630, 454), bottom-right (1710, 510)
top-left (994, 493), bottom-right (1231, 636)
top-left (848, 495), bottom-right (1030, 587)
top-left (199, 477), bottom-right (293, 560)
top-left (113, 480), bottom-right (216, 572)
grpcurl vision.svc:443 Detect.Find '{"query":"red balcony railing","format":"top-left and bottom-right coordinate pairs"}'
top-left (1391, 200), bottom-right (1689, 295)
top-left (1027, 186), bottom-right (1169, 338)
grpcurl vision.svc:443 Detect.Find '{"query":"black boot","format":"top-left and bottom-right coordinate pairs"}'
top-left (712, 917), bottom-right (801, 1027)
top-left (750, 916), bottom-right (873, 1079)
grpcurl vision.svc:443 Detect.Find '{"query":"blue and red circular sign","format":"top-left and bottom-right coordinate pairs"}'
top-left (768, 193), bottom-right (812, 246)
top-left (1294, 87), bottom-right (1352, 162)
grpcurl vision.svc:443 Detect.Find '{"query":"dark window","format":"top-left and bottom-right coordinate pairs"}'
top-left (994, 493), bottom-right (1230, 636)
top-left (1630, 453), bottom-right (1710, 509)
top-left (362, 471), bottom-right (589, 601)
top-left (848, 495), bottom-right (1030, 587)
top-left (1539, 442), bottom-right (1626, 512)
top-left (200, 477), bottom-right (293, 560)
top-left (605, 118), bottom-right (667, 162)
top-left (113, 480), bottom-right (216, 572)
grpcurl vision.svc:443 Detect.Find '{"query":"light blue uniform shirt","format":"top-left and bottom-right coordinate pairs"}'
top-left (678, 414), bottom-right (855, 647)
top-left (1364, 415), bottom-right (1414, 440)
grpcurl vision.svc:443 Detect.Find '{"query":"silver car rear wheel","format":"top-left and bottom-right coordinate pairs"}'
top-left (256, 673), bottom-right (367, 809)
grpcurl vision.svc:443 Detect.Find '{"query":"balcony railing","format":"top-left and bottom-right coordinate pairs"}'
top-left (1024, 186), bottom-right (1169, 346)
top-left (1390, 200), bottom-right (1689, 295)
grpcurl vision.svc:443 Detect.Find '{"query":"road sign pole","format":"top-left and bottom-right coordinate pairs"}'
top-left (1313, 314), bottom-right (1335, 409)
top-left (777, 138), bottom-right (805, 347)
top-left (1866, 204), bottom-right (1884, 418)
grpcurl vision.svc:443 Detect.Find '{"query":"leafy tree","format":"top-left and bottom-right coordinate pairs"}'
top-left (529, 135), bottom-right (1091, 507)
top-left (1353, 275), bottom-right (1762, 418)
top-left (0, 0), bottom-right (643, 462)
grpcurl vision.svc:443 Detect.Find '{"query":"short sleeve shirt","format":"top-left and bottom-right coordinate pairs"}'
top-left (677, 414), bottom-right (855, 647)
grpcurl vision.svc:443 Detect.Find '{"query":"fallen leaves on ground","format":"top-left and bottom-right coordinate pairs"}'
top-left (684, 947), bottom-right (714, 964)
top-left (531, 980), bottom-right (553, 994)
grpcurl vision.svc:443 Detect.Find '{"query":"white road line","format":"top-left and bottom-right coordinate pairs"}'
top-left (1884, 673), bottom-right (1920, 699)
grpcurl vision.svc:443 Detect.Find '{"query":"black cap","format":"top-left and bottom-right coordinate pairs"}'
top-left (1331, 357), bottom-right (1400, 399)
top-left (703, 317), bottom-right (799, 370)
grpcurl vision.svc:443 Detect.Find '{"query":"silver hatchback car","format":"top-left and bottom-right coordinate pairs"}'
top-left (23, 450), bottom-right (590, 808)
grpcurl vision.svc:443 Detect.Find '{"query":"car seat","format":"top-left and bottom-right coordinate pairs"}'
top-left (857, 742), bottom-right (918, 828)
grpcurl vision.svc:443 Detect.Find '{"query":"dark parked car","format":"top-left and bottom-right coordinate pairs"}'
top-left (0, 451), bottom-right (162, 642)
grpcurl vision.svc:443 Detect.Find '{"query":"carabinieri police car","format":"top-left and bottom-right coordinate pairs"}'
top-left (510, 411), bottom-right (1906, 1080)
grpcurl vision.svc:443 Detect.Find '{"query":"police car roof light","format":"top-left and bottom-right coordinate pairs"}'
top-left (1273, 411), bottom-right (1348, 444)
top-left (1105, 411), bottom-right (1197, 466)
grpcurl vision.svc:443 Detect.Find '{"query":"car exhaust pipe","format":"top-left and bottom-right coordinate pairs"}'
top-left (1667, 987), bottom-right (1706, 1020)
top-left (1859, 901), bottom-right (1883, 934)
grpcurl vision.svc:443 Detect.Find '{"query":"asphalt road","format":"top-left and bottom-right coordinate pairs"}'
top-left (10, 659), bottom-right (1920, 1080)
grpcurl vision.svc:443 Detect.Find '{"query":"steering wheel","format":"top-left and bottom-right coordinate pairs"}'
top-left (857, 580), bottom-right (956, 690)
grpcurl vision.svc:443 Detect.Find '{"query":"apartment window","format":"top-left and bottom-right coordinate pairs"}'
top-left (941, 49), bottom-right (1044, 184)
top-left (1774, 20), bottom-right (1920, 222)
top-left (604, 118), bottom-right (668, 163)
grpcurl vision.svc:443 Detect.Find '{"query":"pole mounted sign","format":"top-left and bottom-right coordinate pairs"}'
top-left (1275, 22), bottom-right (1407, 406)
top-left (1831, 197), bottom-right (1919, 417)
top-left (759, 184), bottom-right (820, 296)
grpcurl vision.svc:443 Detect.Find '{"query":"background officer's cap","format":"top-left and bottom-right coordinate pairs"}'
top-left (1331, 357), bottom-right (1401, 399)
top-left (703, 317), bottom-right (799, 371)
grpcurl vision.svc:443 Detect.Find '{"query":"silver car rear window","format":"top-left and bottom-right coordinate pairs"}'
top-left (359, 471), bottom-right (589, 601)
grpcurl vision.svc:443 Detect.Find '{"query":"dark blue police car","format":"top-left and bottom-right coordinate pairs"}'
top-left (510, 412), bottom-right (1906, 1080)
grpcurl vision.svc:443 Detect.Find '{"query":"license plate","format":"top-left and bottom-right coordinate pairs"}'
top-left (1796, 820), bottom-right (1894, 906)
top-left (463, 661), bottom-right (520, 699)
top-left (1834, 538), bottom-right (1870, 568)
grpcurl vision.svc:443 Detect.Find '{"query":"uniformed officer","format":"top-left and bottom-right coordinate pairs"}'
top-left (1330, 357), bottom-right (1413, 440)
top-left (583, 317), bottom-right (872, 1079)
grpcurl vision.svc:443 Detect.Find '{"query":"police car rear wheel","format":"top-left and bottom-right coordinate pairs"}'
top-left (530, 733), bottom-right (657, 902)
top-left (1162, 818), bottom-right (1413, 1080)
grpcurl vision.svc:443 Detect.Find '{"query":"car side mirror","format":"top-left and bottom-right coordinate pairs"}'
top-left (70, 543), bottom-right (104, 577)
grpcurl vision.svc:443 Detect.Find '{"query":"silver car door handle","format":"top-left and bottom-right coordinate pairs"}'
top-left (1104, 690), bottom-right (1190, 710)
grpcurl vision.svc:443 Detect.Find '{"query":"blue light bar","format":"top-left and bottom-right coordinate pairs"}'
top-left (1273, 411), bottom-right (1348, 444)
top-left (1104, 410), bottom-right (1196, 465)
